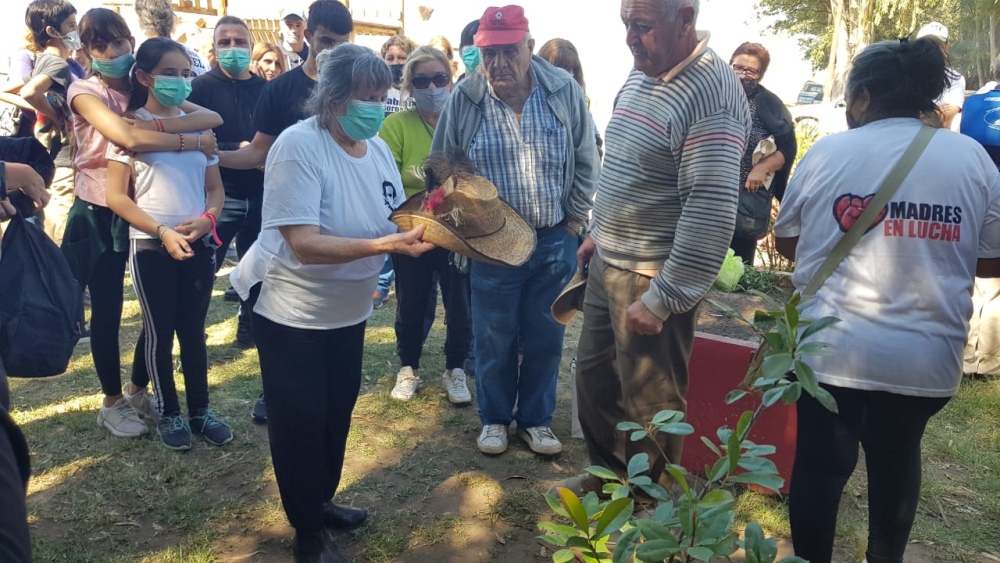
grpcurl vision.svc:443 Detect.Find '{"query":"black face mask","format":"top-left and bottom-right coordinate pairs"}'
top-left (740, 76), bottom-right (759, 96)
top-left (389, 64), bottom-right (404, 87)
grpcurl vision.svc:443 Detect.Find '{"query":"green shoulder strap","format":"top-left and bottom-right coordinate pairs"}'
top-left (803, 125), bottom-right (937, 297)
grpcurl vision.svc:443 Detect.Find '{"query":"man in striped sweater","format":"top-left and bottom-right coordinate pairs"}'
top-left (574, 0), bottom-right (750, 492)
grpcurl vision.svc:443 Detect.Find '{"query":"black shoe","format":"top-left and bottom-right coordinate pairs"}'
top-left (251, 394), bottom-right (267, 424)
top-left (235, 317), bottom-right (255, 348)
top-left (189, 410), bottom-right (234, 446)
top-left (293, 531), bottom-right (347, 563)
top-left (322, 501), bottom-right (368, 530)
top-left (224, 286), bottom-right (240, 302)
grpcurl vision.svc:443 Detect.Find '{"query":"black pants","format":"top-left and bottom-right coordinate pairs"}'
top-left (729, 234), bottom-right (757, 266)
top-left (254, 314), bottom-right (365, 534)
top-left (0, 363), bottom-right (31, 563)
top-left (392, 248), bottom-right (471, 370)
top-left (790, 384), bottom-right (949, 563)
top-left (213, 193), bottom-right (262, 272)
top-left (129, 239), bottom-right (214, 417)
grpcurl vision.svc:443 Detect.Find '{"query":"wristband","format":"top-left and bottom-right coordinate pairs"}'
top-left (197, 134), bottom-right (202, 152)
top-left (178, 133), bottom-right (185, 151)
top-left (154, 223), bottom-right (167, 240)
top-left (153, 118), bottom-right (164, 133)
top-left (202, 211), bottom-right (222, 246)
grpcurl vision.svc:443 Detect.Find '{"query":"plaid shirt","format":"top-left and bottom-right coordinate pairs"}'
top-left (468, 74), bottom-right (568, 229)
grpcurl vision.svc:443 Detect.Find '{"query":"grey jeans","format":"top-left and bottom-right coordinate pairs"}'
top-left (576, 253), bottom-right (698, 489)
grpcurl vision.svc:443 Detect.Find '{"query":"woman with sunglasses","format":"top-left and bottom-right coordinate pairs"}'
top-left (379, 45), bottom-right (473, 406)
top-left (728, 42), bottom-right (796, 266)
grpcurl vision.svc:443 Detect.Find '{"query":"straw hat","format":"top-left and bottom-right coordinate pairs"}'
top-left (551, 269), bottom-right (587, 325)
top-left (389, 173), bottom-right (536, 267)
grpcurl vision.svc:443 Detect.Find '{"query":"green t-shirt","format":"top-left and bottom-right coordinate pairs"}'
top-left (378, 108), bottom-right (435, 197)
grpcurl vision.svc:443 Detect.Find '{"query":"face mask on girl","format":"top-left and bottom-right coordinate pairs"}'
top-left (91, 52), bottom-right (134, 79)
top-left (740, 76), bottom-right (759, 95)
top-left (217, 47), bottom-right (251, 75)
top-left (59, 30), bottom-right (83, 51)
top-left (150, 75), bottom-right (193, 107)
top-left (337, 99), bottom-right (386, 141)
top-left (461, 46), bottom-right (481, 74)
top-left (414, 87), bottom-right (450, 114)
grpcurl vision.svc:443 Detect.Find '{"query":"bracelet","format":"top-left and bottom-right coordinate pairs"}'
top-left (178, 133), bottom-right (185, 151)
top-left (154, 223), bottom-right (167, 240)
top-left (153, 118), bottom-right (164, 133)
top-left (202, 211), bottom-right (223, 246)
top-left (197, 134), bottom-right (202, 151)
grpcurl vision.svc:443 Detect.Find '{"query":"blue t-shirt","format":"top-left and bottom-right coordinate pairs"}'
top-left (962, 86), bottom-right (1000, 166)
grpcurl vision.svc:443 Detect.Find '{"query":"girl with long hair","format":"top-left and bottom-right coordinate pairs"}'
top-left (104, 37), bottom-right (231, 451)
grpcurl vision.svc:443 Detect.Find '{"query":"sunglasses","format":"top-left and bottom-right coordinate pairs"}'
top-left (412, 73), bottom-right (450, 89)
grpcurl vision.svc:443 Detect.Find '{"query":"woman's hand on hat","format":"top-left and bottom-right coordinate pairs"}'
top-left (385, 224), bottom-right (436, 257)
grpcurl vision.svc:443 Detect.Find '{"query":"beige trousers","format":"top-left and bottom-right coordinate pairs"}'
top-left (41, 166), bottom-right (74, 246)
top-left (964, 277), bottom-right (1000, 375)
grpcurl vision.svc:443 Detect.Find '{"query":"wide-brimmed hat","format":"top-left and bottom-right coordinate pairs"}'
top-left (551, 268), bottom-right (587, 325)
top-left (390, 173), bottom-right (536, 267)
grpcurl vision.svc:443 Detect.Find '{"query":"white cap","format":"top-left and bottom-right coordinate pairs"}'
top-left (917, 22), bottom-right (949, 42)
top-left (280, 6), bottom-right (307, 20)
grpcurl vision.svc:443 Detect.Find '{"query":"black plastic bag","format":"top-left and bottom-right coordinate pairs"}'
top-left (0, 213), bottom-right (83, 377)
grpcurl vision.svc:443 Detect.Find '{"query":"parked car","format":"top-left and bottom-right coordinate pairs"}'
top-left (789, 97), bottom-right (848, 137)
top-left (797, 80), bottom-right (824, 105)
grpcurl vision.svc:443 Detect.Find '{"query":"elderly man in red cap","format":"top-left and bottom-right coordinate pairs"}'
top-left (432, 5), bottom-right (600, 457)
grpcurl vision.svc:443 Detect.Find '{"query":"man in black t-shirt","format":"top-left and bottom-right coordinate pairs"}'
top-left (217, 0), bottom-right (353, 426)
top-left (219, 0), bottom-right (352, 171)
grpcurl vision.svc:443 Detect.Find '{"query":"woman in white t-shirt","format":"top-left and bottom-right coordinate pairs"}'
top-left (230, 44), bottom-right (433, 561)
top-left (774, 38), bottom-right (1000, 563)
top-left (104, 38), bottom-right (231, 452)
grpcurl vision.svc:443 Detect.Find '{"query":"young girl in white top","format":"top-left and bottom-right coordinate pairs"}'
top-left (104, 37), bottom-right (231, 451)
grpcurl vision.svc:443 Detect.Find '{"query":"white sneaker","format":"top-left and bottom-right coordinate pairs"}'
top-left (477, 424), bottom-right (509, 454)
top-left (97, 398), bottom-right (149, 438)
top-left (390, 366), bottom-right (420, 400)
top-left (518, 426), bottom-right (563, 455)
top-left (442, 368), bottom-right (472, 405)
top-left (123, 385), bottom-right (159, 422)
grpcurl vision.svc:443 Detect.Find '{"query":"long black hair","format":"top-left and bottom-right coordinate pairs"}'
top-left (127, 36), bottom-right (190, 111)
top-left (846, 38), bottom-right (947, 120)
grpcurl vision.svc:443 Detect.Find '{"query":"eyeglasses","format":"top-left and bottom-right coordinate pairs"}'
top-left (732, 64), bottom-right (760, 78)
top-left (412, 73), bottom-right (450, 89)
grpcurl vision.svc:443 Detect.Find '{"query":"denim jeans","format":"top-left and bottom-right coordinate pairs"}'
top-left (470, 226), bottom-right (578, 428)
top-left (376, 255), bottom-right (394, 295)
top-left (214, 194), bottom-right (262, 272)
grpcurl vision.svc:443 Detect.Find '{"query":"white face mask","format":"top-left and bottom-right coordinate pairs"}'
top-left (60, 30), bottom-right (83, 51)
top-left (413, 87), bottom-right (450, 114)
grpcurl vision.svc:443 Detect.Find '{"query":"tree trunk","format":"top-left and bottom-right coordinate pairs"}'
top-left (825, 0), bottom-right (845, 99)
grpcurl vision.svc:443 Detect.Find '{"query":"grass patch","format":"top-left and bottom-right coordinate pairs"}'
top-left (8, 270), bottom-right (1000, 562)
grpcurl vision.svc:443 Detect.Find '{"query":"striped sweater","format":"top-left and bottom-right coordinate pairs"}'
top-left (591, 46), bottom-right (750, 319)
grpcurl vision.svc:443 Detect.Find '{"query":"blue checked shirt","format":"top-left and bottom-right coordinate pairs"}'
top-left (468, 72), bottom-right (568, 229)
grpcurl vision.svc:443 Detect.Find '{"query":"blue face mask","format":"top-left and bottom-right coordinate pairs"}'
top-left (91, 52), bottom-right (134, 79)
top-left (337, 100), bottom-right (386, 141)
top-left (461, 46), bottom-right (481, 74)
top-left (217, 47), bottom-right (251, 75)
top-left (150, 75), bottom-right (192, 107)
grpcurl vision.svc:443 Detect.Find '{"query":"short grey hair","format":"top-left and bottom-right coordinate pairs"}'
top-left (660, 0), bottom-right (699, 20)
top-left (135, 0), bottom-right (176, 38)
top-left (306, 43), bottom-right (392, 126)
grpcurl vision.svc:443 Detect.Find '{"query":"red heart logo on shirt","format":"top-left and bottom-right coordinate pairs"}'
top-left (832, 193), bottom-right (888, 233)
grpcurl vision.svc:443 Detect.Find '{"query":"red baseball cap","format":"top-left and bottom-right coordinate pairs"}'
top-left (474, 5), bottom-right (530, 47)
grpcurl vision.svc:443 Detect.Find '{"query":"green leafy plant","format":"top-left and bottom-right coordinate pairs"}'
top-left (539, 293), bottom-right (838, 562)
top-left (735, 268), bottom-right (785, 295)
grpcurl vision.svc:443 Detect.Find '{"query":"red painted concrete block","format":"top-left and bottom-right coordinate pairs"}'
top-left (682, 332), bottom-right (797, 494)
